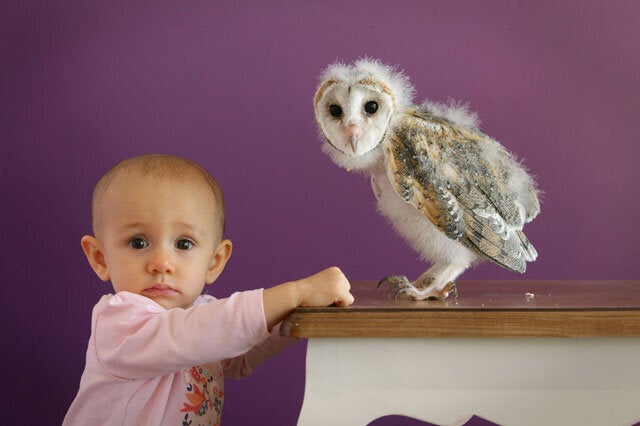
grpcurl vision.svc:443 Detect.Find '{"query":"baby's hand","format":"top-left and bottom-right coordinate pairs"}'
top-left (295, 267), bottom-right (354, 308)
top-left (262, 267), bottom-right (354, 330)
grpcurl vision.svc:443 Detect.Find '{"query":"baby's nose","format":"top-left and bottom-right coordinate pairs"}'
top-left (147, 248), bottom-right (176, 274)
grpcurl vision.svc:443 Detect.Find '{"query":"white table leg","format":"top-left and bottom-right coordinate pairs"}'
top-left (297, 338), bottom-right (640, 426)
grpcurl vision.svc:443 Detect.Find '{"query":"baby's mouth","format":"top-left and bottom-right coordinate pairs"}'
top-left (143, 284), bottom-right (178, 297)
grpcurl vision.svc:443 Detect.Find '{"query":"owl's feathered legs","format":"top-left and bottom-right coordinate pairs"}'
top-left (379, 263), bottom-right (466, 301)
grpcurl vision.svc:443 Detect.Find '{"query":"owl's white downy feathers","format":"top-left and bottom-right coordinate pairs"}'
top-left (314, 58), bottom-right (540, 300)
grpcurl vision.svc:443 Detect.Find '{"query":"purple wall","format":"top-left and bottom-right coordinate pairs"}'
top-left (2, 1), bottom-right (639, 424)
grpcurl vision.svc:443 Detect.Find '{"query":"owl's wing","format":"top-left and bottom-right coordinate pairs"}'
top-left (385, 107), bottom-right (537, 272)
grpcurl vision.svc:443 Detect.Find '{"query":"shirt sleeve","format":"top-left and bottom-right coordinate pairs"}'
top-left (221, 323), bottom-right (299, 379)
top-left (93, 290), bottom-right (270, 380)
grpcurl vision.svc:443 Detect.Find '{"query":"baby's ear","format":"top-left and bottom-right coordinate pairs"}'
top-left (81, 235), bottom-right (110, 282)
top-left (205, 239), bottom-right (233, 284)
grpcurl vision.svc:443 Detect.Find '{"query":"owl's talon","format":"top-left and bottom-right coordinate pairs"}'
top-left (393, 289), bottom-right (404, 302)
top-left (378, 275), bottom-right (408, 288)
top-left (387, 284), bottom-right (397, 300)
top-left (378, 276), bottom-right (407, 286)
top-left (424, 282), bottom-right (458, 300)
top-left (388, 282), bottom-right (403, 296)
top-left (393, 285), bottom-right (407, 301)
top-left (388, 284), bottom-right (401, 301)
top-left (377, 275), bottom-right (413, 301)
top-left (377, 276), bottom-right (392, 290)
top-left (391, 286), bottom-right (406, 301)
top-left (448, 281), bottom-right (458, 300)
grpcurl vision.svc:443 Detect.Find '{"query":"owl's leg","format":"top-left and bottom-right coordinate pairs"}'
top-left (413, 263), bottom-right (466, 300)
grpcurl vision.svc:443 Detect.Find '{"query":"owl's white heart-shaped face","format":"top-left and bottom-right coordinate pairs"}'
top-left (315, 81), bottom-right (395, 158)
top-left (314, 59), bottom-right (415, 171)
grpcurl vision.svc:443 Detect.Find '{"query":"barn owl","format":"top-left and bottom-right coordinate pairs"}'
top-left (314, 59), bottom-right (540, 300)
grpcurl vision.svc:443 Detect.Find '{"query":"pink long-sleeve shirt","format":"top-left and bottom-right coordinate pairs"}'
top-left (63, 289), bottom-right (296, 426)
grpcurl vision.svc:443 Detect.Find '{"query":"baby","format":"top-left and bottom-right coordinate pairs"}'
top-left (63, 154), bottom-right (354, 425)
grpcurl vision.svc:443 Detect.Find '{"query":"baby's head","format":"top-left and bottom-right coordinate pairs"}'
top-left (82, 154), bottom-right (233, 309)
top-left (91, 154), bottom-right (226, 241)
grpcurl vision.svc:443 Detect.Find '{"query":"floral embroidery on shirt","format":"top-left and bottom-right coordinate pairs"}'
top-left (180, 364), bottom-right (224, 426)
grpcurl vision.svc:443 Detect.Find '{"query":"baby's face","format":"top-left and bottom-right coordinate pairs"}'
top-left (96, 175), bottom-right (223, 309)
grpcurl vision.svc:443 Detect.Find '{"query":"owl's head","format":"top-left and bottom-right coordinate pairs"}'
top-left (314, 59), bottom-right (415, 171)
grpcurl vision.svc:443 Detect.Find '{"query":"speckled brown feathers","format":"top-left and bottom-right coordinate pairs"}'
top-left (386, 106), bottom-right (539, 272)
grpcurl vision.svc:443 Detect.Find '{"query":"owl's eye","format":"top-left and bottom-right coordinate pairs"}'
top-left (329, 104), bottom-right (343, 118)
top-left (364, 101), bottom-right (378, 115)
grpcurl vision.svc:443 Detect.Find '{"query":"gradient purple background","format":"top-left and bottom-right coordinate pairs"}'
top-left (2, 1), bottom-right (639, 425)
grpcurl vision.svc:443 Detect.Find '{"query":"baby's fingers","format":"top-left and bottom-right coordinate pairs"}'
top-left (333, 284), bottom-right (355, 307)
top-left (334, 293), bottom-right (355, 307)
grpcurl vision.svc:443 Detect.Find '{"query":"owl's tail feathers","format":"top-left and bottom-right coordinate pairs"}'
top-left (517, 230), bottom-right (538, 262)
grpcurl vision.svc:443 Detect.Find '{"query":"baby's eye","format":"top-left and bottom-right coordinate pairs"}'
top-left (128, 237), bottom-right (148, 250)
top-left (175, 239), bottom-right (195, 251)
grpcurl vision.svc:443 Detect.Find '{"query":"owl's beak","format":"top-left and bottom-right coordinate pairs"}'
top-left (350, 136), bottom-right (359, 153)
top-left (348, 124), bottom-right (361, 154)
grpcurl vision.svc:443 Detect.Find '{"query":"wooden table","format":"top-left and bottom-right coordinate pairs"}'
top-left (281, 280), bottom-right (640, 426)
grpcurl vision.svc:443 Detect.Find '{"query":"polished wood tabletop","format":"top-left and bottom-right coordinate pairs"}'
top-left (281, 280), bottom-right (640, 338)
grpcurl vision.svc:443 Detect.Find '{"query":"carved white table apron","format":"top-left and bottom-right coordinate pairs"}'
top-left (281, 281), bottom-right (640, 426)
top-left (298, 337), bottom-right (640, 426)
